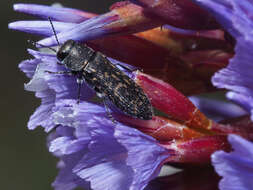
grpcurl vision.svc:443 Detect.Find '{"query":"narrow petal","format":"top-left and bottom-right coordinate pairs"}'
top-left (38, 2), bottom-right (161, 46)
top-left (38, 13), bottom-right (119, 46)
top-left (191, 0), bottom-right (241, 37)
top-left (9, 21), bottom-right (75, 36)
top-left (27, 49), bottom-right (56, 59)
top-left (227, 92), bottom-right (253, 121)
top-left (189, 96), bottom-right (247, 122)
top-left (13, 4), bottom-right (94, 23)
top-left (162, 24), bottom-right (225, 40)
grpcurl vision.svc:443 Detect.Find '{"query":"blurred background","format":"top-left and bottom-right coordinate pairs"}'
top-left (3, 0), bottom-right (117, 189)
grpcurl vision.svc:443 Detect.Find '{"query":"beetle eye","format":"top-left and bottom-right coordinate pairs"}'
top-left (57, 51), bottom-right (68, 61)
top-left (56, 40), bottom-right (75, 61)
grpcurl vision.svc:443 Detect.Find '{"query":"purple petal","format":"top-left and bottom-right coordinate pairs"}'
top-left (19, 58), bottom-right (40, 78)
top-left (226, 92), bottom-right (253, 115)
top-left (52, 151), bottom-right (90, 190)
top-left (115, 125), bottom-right (170, 190)
top-left (193, 0), bottom-right (253, 120)
top-left (191, 0), bottom-right (241, 38)
top-left (49, 136), bottom-right (89, 155)
top-left (212, 38), bottom-right (253, 118)
top-left (44, 71), bottom-right (94, 101)
top-left (21, 52), bottom-right (57, 131)
top-left (162, 24), bottom-right (200, 36)
top-left (9, 21), bottom-right (75, 36)
top-left (212, 135), bottom-right (253, 190)
top-left (28, 89), bottom-right (55, 131)
top-left (75, 158), bottom-right (133, 190)
top-left (27, 49), bottom-right (56, 59)
top-left (51, 99), bottom-right (105, 130)
top-left (108, 58), bottom-right (137, 78)
top-left (24, 61), bottom-right (50, 92)
top-left (13, 4), bottom-right (93, 23)
top-left (230, 1), bottom-right (253, 41)
top-left (49, 136), bottom-right (73, 152)
top-left (73, 121), bottom-right (133, 190)
top-left (38, 13), bottom-right (119, 46)
top-left (71, 119), bottom-right (170, 190)
top-left (189, 96), bottom-right (247, 121)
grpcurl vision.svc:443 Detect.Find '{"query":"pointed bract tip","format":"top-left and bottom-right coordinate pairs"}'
top-left (13, 4), bottom-right (25, 11)
top-left (8, 22), bottom-right (15, 29)
top-left (8, 21), bottom-right (25, 30)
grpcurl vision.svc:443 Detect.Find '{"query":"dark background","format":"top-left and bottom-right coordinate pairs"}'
top-left (3, 0), bottom-right (117, 189)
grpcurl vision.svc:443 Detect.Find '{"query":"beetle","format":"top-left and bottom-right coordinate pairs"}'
top-left (44, 18), bottom-right (153, 120)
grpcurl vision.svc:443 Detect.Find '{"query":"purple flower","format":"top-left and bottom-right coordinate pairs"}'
top-left (13, 4), bottom-right (173, 189)
top-left (19, 47), bottom-right (171, 189)
top-left (212, 135), bottom-right (253, 190)
top-left (48, 100), bottom-right (171, 190)
top-left (191, 0), bottom-right (253, 120)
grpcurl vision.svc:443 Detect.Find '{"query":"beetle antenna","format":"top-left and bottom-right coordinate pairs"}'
top-left (27, 39), bottom-right (57, 53)
top-left (48, 17), bottom-right (60, 46)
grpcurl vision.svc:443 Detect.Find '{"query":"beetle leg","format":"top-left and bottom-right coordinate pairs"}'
top-left (102, 99), bottom-right (117, 124)
top-left (77, 82), bottom-right (81, 104)
top-left (97, 94), bottom-right (117, 124)
top-left (76, 77), bottom-right (84, 104)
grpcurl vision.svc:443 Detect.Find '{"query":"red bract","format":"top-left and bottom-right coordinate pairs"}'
top-left (135, 71), bottom-right (207, 126)
top-left (128, 71), bottom-right (253, 163)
